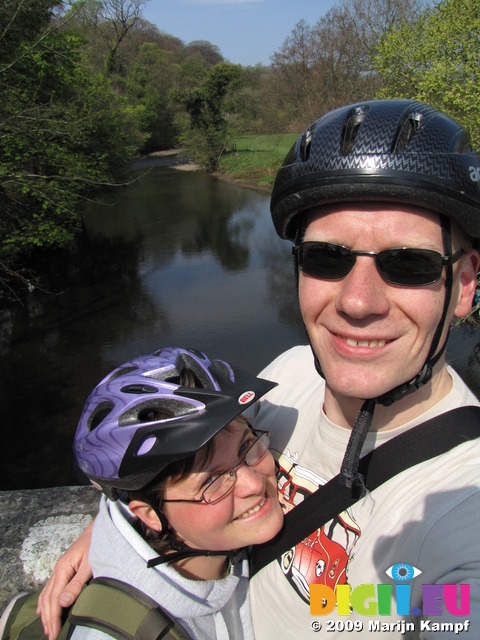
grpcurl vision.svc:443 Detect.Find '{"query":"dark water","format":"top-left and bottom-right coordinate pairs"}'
top-left (1, 166), bottom-right (480, 490)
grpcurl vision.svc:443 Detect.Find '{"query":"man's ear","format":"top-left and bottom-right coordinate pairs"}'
top-left (129, 500), bottom-right (163, 532)
top-left (454, 249), bottom-right (480, 318)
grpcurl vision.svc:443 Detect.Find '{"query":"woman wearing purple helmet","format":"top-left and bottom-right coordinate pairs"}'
top-left (41, 347), bottom-right (284, 640)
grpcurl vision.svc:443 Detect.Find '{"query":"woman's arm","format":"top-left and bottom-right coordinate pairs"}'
top-left (36, 520), bottom-right (94, 640)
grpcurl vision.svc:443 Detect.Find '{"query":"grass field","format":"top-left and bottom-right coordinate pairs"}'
top-left (218, 132), bottom-right (299, 190)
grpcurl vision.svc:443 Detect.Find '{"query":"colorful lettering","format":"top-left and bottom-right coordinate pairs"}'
top-left (309, 582), bottom-right (470, 617)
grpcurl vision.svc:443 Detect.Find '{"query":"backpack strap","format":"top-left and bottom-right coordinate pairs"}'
top-left (250, 405), bottom-right (480, 576)
top-left (65, 577), bottom-right (192, 640)
top-left (1, 592), bottom-right (44, 640)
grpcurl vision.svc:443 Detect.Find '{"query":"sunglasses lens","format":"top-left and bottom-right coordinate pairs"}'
top-left (299, 243), bottom-right (354, 279)
top-left (377, 249), bottom-right (442, 285)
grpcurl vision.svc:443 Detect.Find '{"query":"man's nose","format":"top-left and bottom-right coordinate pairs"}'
top-left (335, 255), bottom-right (391, 319)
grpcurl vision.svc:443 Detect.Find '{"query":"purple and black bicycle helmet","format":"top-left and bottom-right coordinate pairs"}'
top-left (271, 99), bottom-right (480, 241)
top-left (74, 347), bottom-right (276, 499)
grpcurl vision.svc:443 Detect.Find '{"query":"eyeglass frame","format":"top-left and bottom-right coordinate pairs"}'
top-left (161, 429), bottom-right (271, 505)
top-left (293, 241), bottom-right (464, 286)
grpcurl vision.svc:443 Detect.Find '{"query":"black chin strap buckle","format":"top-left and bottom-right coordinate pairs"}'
top-left (376, 363), bottom-right (432, 407)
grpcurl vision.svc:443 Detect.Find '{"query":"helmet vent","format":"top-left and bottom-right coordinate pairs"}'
top-left (454, 130), bottom-right (473, 153)
top-left (177, 353), bottom-right (215, 390)
top-left (121, 383), bottom-right (158, 394)
top-left (88, 402), bottom-right (114, 432)
top-left (212, 358), bottom-right (234, 381)
top-left (138, 407), bottom-right (175, 423)
top-left (341, 105), bottom-right (369, 156)
top-left (300, 126), bottom-right (314, 161)
top-left (393, 112), bottom-right (423, 153)
top-left (119, 399), bottom-right (197, 427)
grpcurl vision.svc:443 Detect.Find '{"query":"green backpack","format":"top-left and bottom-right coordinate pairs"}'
top-left (1, 577), bottom-right (192, 640)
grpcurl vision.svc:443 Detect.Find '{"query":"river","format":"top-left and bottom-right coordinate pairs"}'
top-left (1, 166), bottom-right (479, 490)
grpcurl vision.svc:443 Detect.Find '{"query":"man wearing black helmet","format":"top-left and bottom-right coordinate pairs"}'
top-left (36, 100), bottom-right (480, 639)
top-left (248, 100), bottom-right (480, 638)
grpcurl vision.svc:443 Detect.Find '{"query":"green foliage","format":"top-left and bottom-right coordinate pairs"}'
top-left (184, 40), bottom-right (223, 69)
top-left (124, 42), bottom-right (177, 151)
top-left (176, 63), bottom-right (243, 171)
top-left (374, 0), bottom-right (480, 147)
top-left (178, 56), bottom-right (208, 89)
top-left (0, 1), bottom-right (142, 277)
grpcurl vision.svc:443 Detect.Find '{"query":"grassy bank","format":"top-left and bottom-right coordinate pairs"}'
top-left (218, 133), bottom-right (299, 190)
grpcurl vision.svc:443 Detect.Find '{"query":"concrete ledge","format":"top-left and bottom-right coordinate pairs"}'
top-left (0, 486), bottom-right (100, 615)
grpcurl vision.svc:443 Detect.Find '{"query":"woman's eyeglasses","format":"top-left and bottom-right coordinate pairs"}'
top-left (294, 241), bottom-right (464, 287)
top-left (162, 431), bottom-right (271, 505)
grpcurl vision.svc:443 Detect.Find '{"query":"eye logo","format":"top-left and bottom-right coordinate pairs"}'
top-left (385, 563), bottom-right (422, 582)
top-left (310, 561), bottom-right (470, 618)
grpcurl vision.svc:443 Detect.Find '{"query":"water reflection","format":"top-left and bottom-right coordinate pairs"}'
top-left (1, 167), bottom-right (479, 490)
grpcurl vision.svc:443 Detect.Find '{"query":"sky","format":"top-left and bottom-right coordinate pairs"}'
top-left (142, 0), bottom-right (338, 67)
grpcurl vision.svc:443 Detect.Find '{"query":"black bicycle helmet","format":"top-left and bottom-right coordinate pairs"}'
top-left (74, 347), bottom-right (276, 499)
top-left (271, 99), bottom-right (480, 241)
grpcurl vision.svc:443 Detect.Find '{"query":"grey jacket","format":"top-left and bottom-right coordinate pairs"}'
top-left (70, 496), bottom-right (254, 640)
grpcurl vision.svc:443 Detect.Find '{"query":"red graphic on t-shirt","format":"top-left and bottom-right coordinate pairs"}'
top-left (275, 451), bottom-right (361, 604)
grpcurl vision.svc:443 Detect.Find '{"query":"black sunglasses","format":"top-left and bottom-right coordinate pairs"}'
top-left (294, 241), bottom-right (464, 286)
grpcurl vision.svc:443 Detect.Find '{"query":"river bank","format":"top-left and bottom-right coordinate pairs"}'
top-left (137, 134), bottom-right (296, 192)
top-left (0, 486), bottom-right (99, 615)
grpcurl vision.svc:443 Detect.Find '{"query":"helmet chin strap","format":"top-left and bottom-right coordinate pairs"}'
top-left (116, 490), bottom-right (245, 569)
top-left (336, 346), bottom-right (446, 493)
top-left (143, 501), bottom-right (244, 569)
top-left (311, 215), bottom-right (455, 494)
top-left (146, 539), bottom-right (244, 568)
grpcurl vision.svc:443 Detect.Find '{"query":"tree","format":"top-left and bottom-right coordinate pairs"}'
top-left (270, 0), bottom-right (426, 128)
top-left (67, 0), bottom-right (149, 74)
top-left (336, 0), bottom-right (427, 63)
top-left (0, 0), bottom-right (145, 299)
top-left (374, 0), bottom-right (480, 147)
top-left (270, 20), bottom-right (318, 124)
top-left (184, 40), bottom-right (223, 70)
top-left (125, 41), bottom-right (178, 150)
top-left (101, 0), bottom-right (148, 74)
top-left (175, 63), bottom-right (242, 171)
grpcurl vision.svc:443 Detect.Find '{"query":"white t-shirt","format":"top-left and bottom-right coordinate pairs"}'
top-left (249, 346), bottom-right (480, 639)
